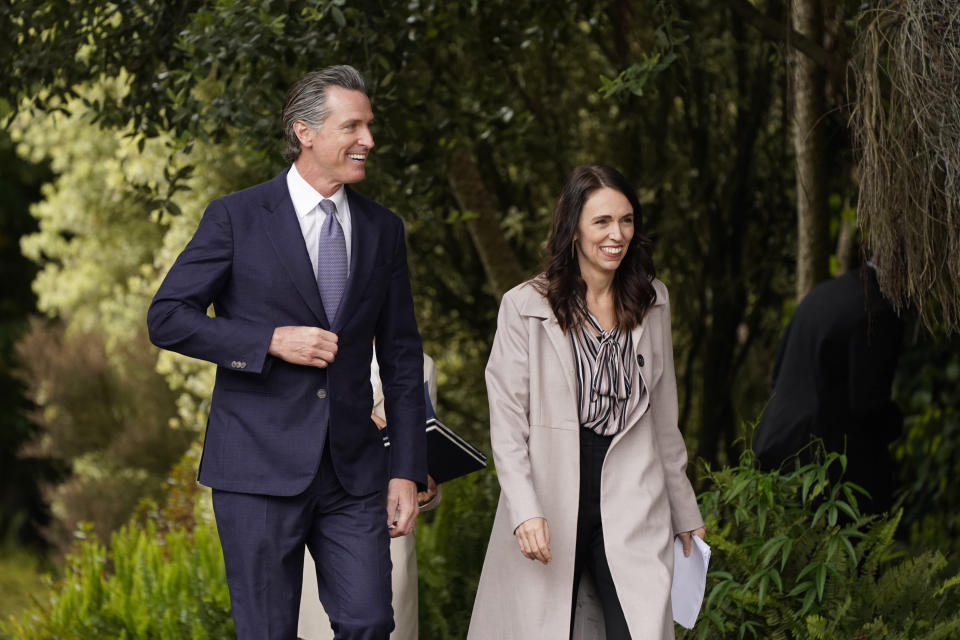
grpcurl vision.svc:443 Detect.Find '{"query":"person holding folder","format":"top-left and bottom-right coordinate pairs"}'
top-left (469, 166), bottom-right (706, 639)
top-left (298, 353), bottom-right (440, 640)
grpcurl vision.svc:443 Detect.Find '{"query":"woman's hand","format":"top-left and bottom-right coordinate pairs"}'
top-left (514, 517), bottom-right (552, 565)
top-left (677, 527), bottom-right (707, 557)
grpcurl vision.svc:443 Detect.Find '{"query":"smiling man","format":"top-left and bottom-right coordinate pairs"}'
top-left (147, 66), bottom-right (427, 640)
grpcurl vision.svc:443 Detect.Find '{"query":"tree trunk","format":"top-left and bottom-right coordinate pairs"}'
top-left (446, 143), bottom-right (527, 299)
top-left (791, 0), bottom-right (831, 299)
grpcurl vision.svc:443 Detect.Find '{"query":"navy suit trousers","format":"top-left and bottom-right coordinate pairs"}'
top-left (213, 443), bottom-right (394, 640)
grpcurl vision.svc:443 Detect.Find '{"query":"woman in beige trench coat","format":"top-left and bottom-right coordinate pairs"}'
top-left (468, 166), bottom-right (706, 640)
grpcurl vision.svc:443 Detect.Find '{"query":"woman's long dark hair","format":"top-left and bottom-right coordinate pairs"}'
top-left (534, 165), bottom-right (657, 333)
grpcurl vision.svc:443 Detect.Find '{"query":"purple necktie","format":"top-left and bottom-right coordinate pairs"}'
top-left (317, 199), bottom-right (347, 324)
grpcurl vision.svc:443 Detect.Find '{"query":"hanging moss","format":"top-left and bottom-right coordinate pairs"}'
top-left (851, 0), bottom-right (960, 333)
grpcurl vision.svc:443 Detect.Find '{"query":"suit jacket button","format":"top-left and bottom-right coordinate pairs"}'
top-left (230, 360), bottom-right (239, 368)
top-left (316, 389), bottom-right (327, 399)
top-left (240, 361), bottom-right (247, 369)
top-left (637, 354), bottom-right (645, 367)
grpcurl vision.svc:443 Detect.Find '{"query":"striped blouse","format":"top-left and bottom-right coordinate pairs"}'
top-left (570, 311), bottom-right (642, 436)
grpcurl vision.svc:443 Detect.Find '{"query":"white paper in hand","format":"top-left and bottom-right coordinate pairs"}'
top-left (671, 535), bottom-right (711, 629)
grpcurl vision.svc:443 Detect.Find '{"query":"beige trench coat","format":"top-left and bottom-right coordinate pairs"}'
top-left (468, 280), bottom-right (703, 640)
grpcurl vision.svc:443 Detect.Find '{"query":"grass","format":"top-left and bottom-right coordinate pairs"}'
top-left (0, 546), bottom-right (51, 639)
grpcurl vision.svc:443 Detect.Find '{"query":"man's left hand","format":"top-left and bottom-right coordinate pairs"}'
top-left (386, 478), bottom-right (418, 537)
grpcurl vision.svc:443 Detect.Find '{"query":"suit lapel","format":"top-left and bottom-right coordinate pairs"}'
top-left (332, 186), bottom-right (378, 333)
top-left (262, 170), bottom-right (330, 326)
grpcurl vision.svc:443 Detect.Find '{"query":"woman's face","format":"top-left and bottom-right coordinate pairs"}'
top-left (574, 187), bottom-right (635, 278)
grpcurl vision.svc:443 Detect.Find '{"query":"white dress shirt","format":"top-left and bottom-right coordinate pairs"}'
top-left (286, 164), bottom-right (353, 277)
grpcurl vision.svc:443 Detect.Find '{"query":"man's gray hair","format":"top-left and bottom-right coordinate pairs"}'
top-left (281, 65), bottom-right (366, 163)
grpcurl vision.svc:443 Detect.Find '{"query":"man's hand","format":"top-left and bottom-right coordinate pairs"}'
top-left (417, 475), bottom-right (438, 507)
top-left (386, 478), bottom-right (418, 538)
top-left (515, 517), bottom-right (551, 565)
top-left (268, 326), bottom-right (338, 367)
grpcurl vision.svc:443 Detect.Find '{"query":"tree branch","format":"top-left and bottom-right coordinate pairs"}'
top-left (726, 0), bottom-right (840, 73)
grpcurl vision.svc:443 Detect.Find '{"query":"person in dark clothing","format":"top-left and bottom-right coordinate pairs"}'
top-left (753, 264), bottom-right (903, 513)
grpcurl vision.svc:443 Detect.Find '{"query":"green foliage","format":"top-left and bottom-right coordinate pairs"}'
top-left (2, 0), bottom-right (813, 469)
top-left (0, 546), bottom-right (49, 639)
top-left (416, 469), bottom-right (498, 639)
top-left (3, 518), bottom-right (233, 640)
top-left (6, 85), bottom-right (245, 551)
top-left (14, 319), bottom-right (193, 554)
top-left (892, 324), bottom-right (960, 567)
top-left (680, 451), bottom-right (960, 640)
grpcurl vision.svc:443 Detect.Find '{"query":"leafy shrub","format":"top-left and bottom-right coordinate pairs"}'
top-left (0, 546), bottom-right (48, 639)
top-left (15, 320), bottom-right (193, 554)
top-left (416, 469), bottom-right (498, 639)
top-left (892, 329), bottom-right (960, 567)
top-left (3, 441), bottom-right (231, 640)
top-left (680, 451), bottom-right (960, 639)
top-left (3, 516), bottom-right (232, 640)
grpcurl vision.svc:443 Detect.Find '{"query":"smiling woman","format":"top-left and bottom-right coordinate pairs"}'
top-left (539, 165), bottom-right (658, 334)
top-left (468, 165), bottom-right (707, 640)
top-left (574, 186), bottom-right (635, 290)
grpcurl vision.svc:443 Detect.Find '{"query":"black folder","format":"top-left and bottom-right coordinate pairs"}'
top-left (382, 382), bottom-right (488, 483)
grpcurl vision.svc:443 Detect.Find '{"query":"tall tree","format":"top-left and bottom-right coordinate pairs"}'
top-left (790, 0), bottom-right (830, 298)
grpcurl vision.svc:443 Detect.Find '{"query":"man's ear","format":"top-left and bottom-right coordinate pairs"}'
top-left (293, 121), bottom-right (313, 148)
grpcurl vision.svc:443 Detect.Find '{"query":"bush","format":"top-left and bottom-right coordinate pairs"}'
top-left (680, 450), bottom-right (960, 639)
top-left (416, 469), bottom-right (498, 639)
top-left (3, 442), bottom-right (231, 640)
top-left (15, 320), bottom-right (193, 554)
top-left (892, 329), bottom-right (960, 567)
top-left (2, 516), bottom-right (232, 640)
top-left (0, 546), bottom-right (48, 639)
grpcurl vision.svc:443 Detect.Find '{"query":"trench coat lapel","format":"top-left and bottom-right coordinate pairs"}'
top-left (609, 322), bottom-right (652, 447)
top-left (611, 295), bottom-right (668, 447)
top-left (542, 317), bottom-right (578, 398)
top-left (262, 171), bottom-right (330, 326)
top-left (520, 292), bottom-right (579, 399)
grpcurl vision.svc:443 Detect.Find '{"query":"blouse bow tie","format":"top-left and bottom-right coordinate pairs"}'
top-left (591, 333), bottom-right (629, 401)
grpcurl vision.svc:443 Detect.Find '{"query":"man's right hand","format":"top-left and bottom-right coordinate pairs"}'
top-left (268, 326), bottom-right (338, 367)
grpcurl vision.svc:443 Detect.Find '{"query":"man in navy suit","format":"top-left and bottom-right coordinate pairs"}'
top-left (147, 65), bottom-right (427, 639)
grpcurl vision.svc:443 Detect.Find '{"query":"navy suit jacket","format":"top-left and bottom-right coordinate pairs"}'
top-left (147, 169), bottom-right (427, 497)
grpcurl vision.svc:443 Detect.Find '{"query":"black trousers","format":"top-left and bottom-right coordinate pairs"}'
top-left (570, 428), bottom-right (632, 639)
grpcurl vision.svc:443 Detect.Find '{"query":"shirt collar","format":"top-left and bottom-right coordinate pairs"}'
top-left (287, 164), bottom-right (348, 220)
